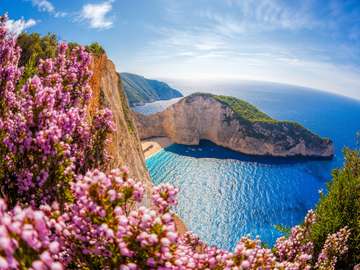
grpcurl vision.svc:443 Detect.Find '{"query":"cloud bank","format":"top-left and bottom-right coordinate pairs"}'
top-left (79, 1), bottom-right (114, 29)
top-left (131, 0), bottom-right (360, 99)
top-left (5, 18), bottom-right (37, 36)
top-left (28, 0), bottom-right (67, 17)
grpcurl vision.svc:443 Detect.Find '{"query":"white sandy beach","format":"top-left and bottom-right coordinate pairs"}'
top-left (141, 137), bottom-right (173, 159)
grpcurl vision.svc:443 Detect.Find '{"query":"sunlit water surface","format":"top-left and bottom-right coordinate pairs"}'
top-left (134, 81), bottom-right (360, 250)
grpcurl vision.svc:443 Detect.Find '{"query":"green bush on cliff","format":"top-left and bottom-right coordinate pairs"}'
top-left (17, 33), bottom-right (105, 89)
top-left (210, 94), bottom-right (329, 145)
top-left (86, 42), bottom-right (105, 56)
top-left (214, 95), bottom-right (275, 122)
top-left (69, 42), bottom-right (105, 56)
top-left (17, 32), bottom-right (105, 67)
top-left (311, 148), bottom-right (360, 268)
top-left (17, 32), bottom-right (58, 66)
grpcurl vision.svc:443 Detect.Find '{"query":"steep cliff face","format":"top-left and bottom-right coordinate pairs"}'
top-left (89, 54), bottom-right (151, 186)
top-left (135, 93), bottom-right (334, 158)
top-left (88, 55), bottom-right (187, 231)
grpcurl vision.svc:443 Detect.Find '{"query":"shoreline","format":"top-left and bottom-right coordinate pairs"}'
top-left (141, 137), bottom-right (173, 159)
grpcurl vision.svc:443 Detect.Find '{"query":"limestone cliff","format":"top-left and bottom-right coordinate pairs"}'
top-left (88, 55), bottom-right (187, 231)
top-left (88, 54), bottom-right (151, 186)
top-left (134, 93), bottom-right (334, 158)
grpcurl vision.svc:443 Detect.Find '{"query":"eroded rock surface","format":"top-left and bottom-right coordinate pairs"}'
top-left (135, 93), bottom-right (333, 158)
top-left (89, 54), bottom-right (151, 185)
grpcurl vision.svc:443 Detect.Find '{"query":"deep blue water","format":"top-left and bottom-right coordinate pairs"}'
top-left (134, 81), bottom-right (360, 250)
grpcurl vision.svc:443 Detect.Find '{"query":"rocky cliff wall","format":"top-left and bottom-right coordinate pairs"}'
top-left (89, 54), bottom-right (151, 186)
top-left (88, 56), bottom-right (187, 231)
top-left (135, 94), bottom-right (333, 158)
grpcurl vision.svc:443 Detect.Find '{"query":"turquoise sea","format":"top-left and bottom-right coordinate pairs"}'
top-left (133, 81), bottom-right (360, 250)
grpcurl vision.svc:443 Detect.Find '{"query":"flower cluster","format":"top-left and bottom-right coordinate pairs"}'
top-left (316, 227), bottom-right (351, 270)
top-left (274, 210), bottom-right (316, 269)
top-left (0, 199), bottom-right (62, 269)
top-left (152, 183), bottom-right (178, 213)
top-left (53, 169), bottom-right (180, 269)
top-left (0, 15), bottom-right (114, 206)
top-left (84, 107), bottom-right (116, 171)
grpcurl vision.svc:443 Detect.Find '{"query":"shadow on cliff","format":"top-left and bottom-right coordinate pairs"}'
top-left (162, 140), bottom-right (333, 165)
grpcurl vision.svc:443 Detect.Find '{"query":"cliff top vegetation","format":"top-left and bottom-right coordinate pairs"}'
top-left (187, 92), bottom-right (277, 123)
top-left (214, 94), bottom-right (274, 122)
top-left (188, 93), bottom-right (329, 143)
top-left (17, 32), bottom-right (105, 65)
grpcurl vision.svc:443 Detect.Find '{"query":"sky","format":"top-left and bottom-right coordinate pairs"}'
top-left (1, 0), bottom-right (360, 99)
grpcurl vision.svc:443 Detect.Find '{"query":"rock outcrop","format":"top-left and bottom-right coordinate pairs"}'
top-left (134, 93), bottom-right (334, 158)
top-left (89, 54), bottom-right (151, 186)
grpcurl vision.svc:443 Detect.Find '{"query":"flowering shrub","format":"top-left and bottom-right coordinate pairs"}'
top-left (46, 168), bottom-right (349, 270)
top-left (0, 15), bottom-right (114, 207)
top-left (0, 165), bottom-right (351, 269)
top-left (310, 148), bottom-right (360, 268)
top-left (0, 14), bottom-right (353, 270)
top-left (54, 169), bottom-right (183, 269)
top-left (274, 210), bottom-right (316, 269)
top-left (316, 227), bottom-right (350, 270)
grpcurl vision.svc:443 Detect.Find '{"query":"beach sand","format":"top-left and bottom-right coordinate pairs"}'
top-left (141, 137), bottom-right (173, 159)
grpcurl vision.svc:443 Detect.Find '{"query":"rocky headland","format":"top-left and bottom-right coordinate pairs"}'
top-left (121, 72), bottom-right (183, 106)
top-left (134, 93), bottom-right (334, 158)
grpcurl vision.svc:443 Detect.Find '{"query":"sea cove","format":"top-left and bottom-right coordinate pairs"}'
top-left (135, 82), bottom-right (360, 249)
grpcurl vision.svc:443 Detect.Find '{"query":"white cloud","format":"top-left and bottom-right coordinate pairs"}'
top-left (5, 18), bottom-right (37, 36)
top-left (146, 1), bottom-right (324, 62)
top-left (133, 42), bottom-right (360, 100)
top-left (31, 0), bottom-right (54, 13)
top-left (54, 11), bottom-right (67, 18)
top-left (27, 0), bottom-right (67, 17)
top-left (200, 2), bottom-right (322, 37)
top-left (133, 21), bottom-right (360, 100)
top-left (119, 0), bottom-right (360, 100)
top-left (147, 26), bottom-right (231, 61)
top-left (79, 1), bottom-right (114, 29)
